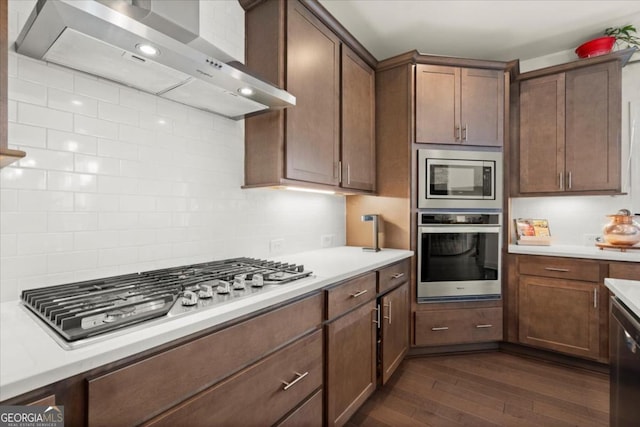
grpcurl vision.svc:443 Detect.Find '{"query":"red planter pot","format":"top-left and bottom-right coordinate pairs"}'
top-left (575, 36), bottom-right (616, 58)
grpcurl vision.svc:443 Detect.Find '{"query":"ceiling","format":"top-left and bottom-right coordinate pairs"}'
top-left (318, 1), bottom-right (640, 63)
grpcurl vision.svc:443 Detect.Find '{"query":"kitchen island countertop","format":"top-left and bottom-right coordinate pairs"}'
top-left (605, 278), bottom-right (640, 319)
top-left (0, 246), bottom-right (412, 401)
top-left (508, 243), bottom-right (640, 262)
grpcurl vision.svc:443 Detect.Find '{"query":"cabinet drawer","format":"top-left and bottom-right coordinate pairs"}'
top-left (377, 259), bottom-right (410, 294)
top-left (88, 293), bottom-right (322, 427)
top-left (609, 262), bottom-right (640, 280)
top-left (145, 331), bottom-right (323, 427)
top-left (276, 389), bottom-right (322, 427)
top-left (326, 272), bottom-right (376, 320)
top-left (415, 307), bottom-right (503, 346)
top-left (518, 256), bottom-right (600, 282)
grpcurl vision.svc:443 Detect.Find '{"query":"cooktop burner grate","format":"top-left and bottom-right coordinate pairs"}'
top-left (21, 258), bottom-right (312, 342)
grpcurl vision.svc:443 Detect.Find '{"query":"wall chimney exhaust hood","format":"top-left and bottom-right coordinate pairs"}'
top-left (15, 0), bottom-right (295, 120)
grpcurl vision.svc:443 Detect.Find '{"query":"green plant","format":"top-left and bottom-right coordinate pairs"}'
top-left (604, 25), bottom-right (640, 49)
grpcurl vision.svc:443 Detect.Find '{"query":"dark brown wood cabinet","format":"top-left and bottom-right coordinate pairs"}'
top-left (379, 281), bottom-right (409, 384)
top-left (609, 262), bottom-right (640, 280)
top-left (414, 307), bottom-right (503, 346)
top-left (243, 0), bottom-right (375, 193)
top-left (518, 60), bottom-right (622, 195)
top-left (0, 0), bottom-right (26, 168)
top-left (325, 273), bottom-right (377, 427)
top-left (514, 255), bottom-right (605, 361)
top-left (416, 64), bottom-right (504, 147)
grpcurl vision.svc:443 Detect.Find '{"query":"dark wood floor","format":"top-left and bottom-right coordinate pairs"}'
top-left (348, 351), bottom-right (609, 427)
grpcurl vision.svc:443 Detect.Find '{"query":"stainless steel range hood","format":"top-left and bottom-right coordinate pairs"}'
top-left (15, 0), bottom-right (295, 120)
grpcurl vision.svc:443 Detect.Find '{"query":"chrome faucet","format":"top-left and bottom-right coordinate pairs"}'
top-left (361, 214), bottom-right (380, 252)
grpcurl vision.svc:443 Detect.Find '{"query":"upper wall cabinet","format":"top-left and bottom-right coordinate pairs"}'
top-left (515, 49), bottom-right (635, 196)
top-left (416, 65), bottom-right (504, 147)
top-left (242, 0), bottom-right (376, 194)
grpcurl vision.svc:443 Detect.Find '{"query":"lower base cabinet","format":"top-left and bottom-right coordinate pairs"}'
top-left (414, 307), bottom-right (503, 346)
top-left (276, 389), bottom-right (323, 427)
top-left (145, 331), bottom-right (323, 426)
top-left (379, 282), bottom-right (409, 384)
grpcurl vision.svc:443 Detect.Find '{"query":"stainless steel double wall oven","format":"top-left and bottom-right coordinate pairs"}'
top-left (416, 148), bottom-right (503, 302)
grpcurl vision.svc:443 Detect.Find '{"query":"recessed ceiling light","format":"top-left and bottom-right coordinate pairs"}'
top-left (238, 87), bottom-right (254, 96)
top-left (136, 44), bottom-right (159, 56)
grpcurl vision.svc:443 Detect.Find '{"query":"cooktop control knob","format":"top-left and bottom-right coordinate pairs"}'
top-left (181, 290), bottom-right (198, 306)
top-left (198, 283), bottom-right (214, 299)
top-left (233, 274), bottom-right (246, 290)
top-left (252, 273), bottom-right (264, 288)
top-left (216, 280), bottom-right (231, 294)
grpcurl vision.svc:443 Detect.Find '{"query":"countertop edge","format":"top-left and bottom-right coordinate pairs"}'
top-left (604, 278), bottom-right (640, 319)
top-left (0, 247), bottom-right (413, 401)
top-left (508, 244), bottom-right (640, 262)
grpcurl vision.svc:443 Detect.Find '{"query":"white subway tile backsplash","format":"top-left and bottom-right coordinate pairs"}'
top-left (157, 98), bottom-right (188, 123)
top-left (48, 212), bottom-right (98, 232)
top-left (1, 234), bottom-right (17, 257)
top-left (1, 212), bottom-right (47, 234)
top-left (118, 195), bottom-right (155, 212)
top-left (8, 77), bottom-right (47, 105)
top-left (74, 75), bottom-right (119, 104)
top-left (18, 103), bottom-right (73, 132)
top-left (74, 193), bottom-right (120, 212)
top-left (98, 247), bottom-right (138, 267)
top-left (118, 124), bottom-right (155, 146)
top-left (48, 250), bottom-right (98, 274)
top-left (8, 100), bottom-right (17, 122)
top-left (74, 115), bottom-right (118, 139)
top-left (74, 154), bottom-right (120, 176)
top-left (0, 168), bottom-right (47, 190)
top-left (118, 229), bottom-right (156, 247)
top-left (157, 197), bottom-right (188, 212)
top-left (98, 213), bottom-right (139, 230)
top-left (98, 176), bottom-right (138, 195)
top-left (18, 56), bottom-right (74, 91)
top-left (138, 244), bottom-right (172, 262)
top-left (74, 231), bottom-right (119, 250)
top-left (0, 189), bottom-right (18, 212)
top-left (16, 147), bottom-right (74, 171)
top-left (47, 130), bottom-right (98, 154)
top-left (7, 52), bottom-right (17, 77)
top-left (47, 171), bottom-right (97, 192)
top-left (139, 112), bottom-right (173, 133)
top-left (97, 138), bottom-right (138, 160)
top-left (8, 122), bottom-right (46, 148)
top-left (98, 102), bottom-right (139, 126)
top-left (119, 87), bottom-right (157, 111)
top-left (138, 212), bottom-right (172, 229)
top-left (18, 233), bottom-right (74, 255)
top-left (18, 190), bottom-right (74, 212)
top-left (1, 254), bottom-right (48, 281)
top-left (48, 88), bottom-right (98, 117)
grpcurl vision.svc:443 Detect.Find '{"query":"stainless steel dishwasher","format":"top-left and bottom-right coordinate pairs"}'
top-left (610, 297), bottom-right (640, 427)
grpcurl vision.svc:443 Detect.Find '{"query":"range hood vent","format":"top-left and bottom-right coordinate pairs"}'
top-left (15, 0), bottom-right (295, 120)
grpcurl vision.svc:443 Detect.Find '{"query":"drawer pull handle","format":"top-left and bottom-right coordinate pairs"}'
top-left (282, 371), bottom-right (309, 391)
top-left (476, 324), bottom-right (493, 328)
top-left (391, 273), bottom-right (405, 280)
top-left (431, 326), bottom-right (449, 331)
top-left (350, 289), bottom-right (368, 298)
top-left (384, 301), bottom-right (392, 324)
top-left (544, 267), bottom-right (570, 272)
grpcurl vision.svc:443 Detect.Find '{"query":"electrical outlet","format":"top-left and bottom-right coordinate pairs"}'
top-left (269, 238), bottom-right (284, 255)
top-left (583, 234), bottom-right (600, 246)
top-left (321, 234), bottom-right (334, 248)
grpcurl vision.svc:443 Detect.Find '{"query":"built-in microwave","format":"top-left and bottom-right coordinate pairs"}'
top-left (417, 148), bottom-right (503, 210)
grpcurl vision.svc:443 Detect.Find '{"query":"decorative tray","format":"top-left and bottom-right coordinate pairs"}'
top-left (595, 242), bottom-right (640, 252)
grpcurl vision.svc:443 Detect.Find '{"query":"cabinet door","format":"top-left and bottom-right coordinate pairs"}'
top-left (416, 65), bottom-right (460, 144)
top-left (565, 61), bottom-right (621, 192)
top-left (286, 0), bottom-right (340, 185)
top-left (519, 74), bottom-right (565, 193)
top-left (518, 275), bottom-right (600, 359)
top-left (380, 282), bottom-right (409, 385)
top-left (341, 45), bottom-right (375, 192)
top-left (461, 68), bottom-right (504, 147)
top-left (326, 300), bottom-right (377, 427)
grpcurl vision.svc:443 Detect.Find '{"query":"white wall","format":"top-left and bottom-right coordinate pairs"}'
top-left (0, 0), bottom-right (346, 303)
top-left (511, 46), bottom-right (640, 245)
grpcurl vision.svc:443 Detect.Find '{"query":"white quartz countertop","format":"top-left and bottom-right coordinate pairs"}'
top-left (0, 246), bottom-right (412, 401)
top-left (605, 278), bottom-right (640, 318)
top-left (508, 243), bottom-right (640, 262)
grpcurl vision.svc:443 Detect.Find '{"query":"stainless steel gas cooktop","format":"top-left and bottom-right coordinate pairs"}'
top-left (21, 258), bottom-right (312, 345)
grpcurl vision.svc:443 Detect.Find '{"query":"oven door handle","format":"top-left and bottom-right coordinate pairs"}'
top-left (419, 226), bottom-right (501, 234)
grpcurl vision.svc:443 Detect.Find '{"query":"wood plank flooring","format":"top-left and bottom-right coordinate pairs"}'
top-left (347, 352), bottom-right (609, 427)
